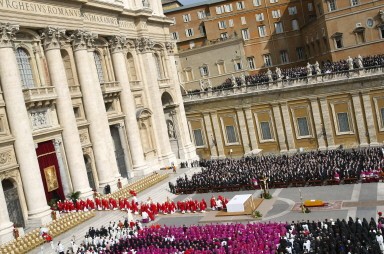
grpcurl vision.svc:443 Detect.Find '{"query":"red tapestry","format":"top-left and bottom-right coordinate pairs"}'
top-left (35, 140), bottom-right (65, 202)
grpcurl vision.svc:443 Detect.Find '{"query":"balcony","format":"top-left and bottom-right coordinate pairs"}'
top-left (23, 86), bottom-right (57, 108)
top-left (100, 81), bottom-right (121, 98)
top-left (183, 66), bottom-right (384, 103)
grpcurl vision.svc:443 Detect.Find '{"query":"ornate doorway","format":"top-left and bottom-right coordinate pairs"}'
top-left (110, 125), bottom-right (128, 178)
top-left (161, 92), bottom-right (180, 159)
top-left (2, 179), bottom-right (24, 227)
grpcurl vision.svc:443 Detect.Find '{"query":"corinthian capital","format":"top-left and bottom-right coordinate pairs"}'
top-left (0, 23), bottom-right (19, 48)
top-left (41, 26), bottom-right (66, 51)
top-left (70, 30), bottom-right (98, 52)
top-left (135, 37), bottom-right (154, 53)
top-left (109, 36), bottom-right (127, 54)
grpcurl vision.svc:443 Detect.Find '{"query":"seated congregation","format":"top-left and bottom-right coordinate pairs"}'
top-left (171, 147), bottom-right (384, 194)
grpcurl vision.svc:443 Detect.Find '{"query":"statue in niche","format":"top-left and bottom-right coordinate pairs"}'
top-left (167, 121), bottom-right (176, 139)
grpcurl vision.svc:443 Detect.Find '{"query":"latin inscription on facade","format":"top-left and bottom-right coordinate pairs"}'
top-left (0, 0), bottom-right (134, 28)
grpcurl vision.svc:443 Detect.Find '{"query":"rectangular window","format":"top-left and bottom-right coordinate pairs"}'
top-left (264, 54), bottom-right (272, 66)
top-left (247, 57), bottom-right (256, 69)
top-left (220, 32), bottom-right (228, 39)
top-left (234, 61), bottom-right (243, 71)
top-left (199, 66), bottom-right (209, 76)
top-left (270, 0), bottom-right (278, 3)
top-left (334, 36), bottom-right (343, 48)
top-left (292, 19), bottom-right (299, 31)
top-left (197, 11), bottom-right (206, 19)
top-left (274, 22), bottom-right (283, 33)
top-left (185, 28), bottom-right (194, 37)
top-left (193, 129), bottom-right (205, 147)
top-left (380, 26), bottom-right (384, 38)
top-left (328, 0), bottom-right (336, 11)
top-left (171, 17), bottom-right (176, 25)
top-left (218, 20), bottom-right (227, 29)
top-left (337, 112), bottom-right (351, 133)
top-left (280, 50), bottom-right (289, 63)
top-left (242, 28), bottom-right (250, 40)
top-left (73, 107), bottom-right (81, 118)
top-left (296, 47), bottom-right (305, 60)
top-left (183, 14), bottom-right (191, 22)
top-left (253, 0), bottom-right (261, 6)
top-left (241, 16), bottom-right (247, 25)
top-left (351, 0), bottom-right (358, 6)
top-left (171, 32), bottom-right (179, 40)
top-left (237, 1), bottom-right (245, 10)
top-left (272, 10), bottom-right (281, 18)
top-left (224, 4), bottom-right (233, 12)
top-left (225, 125), bottom-right (238, 143)
top-left (217, 61), bottom-right (225, 74)
top-left (229, 19), bottom-right (234, 27)
top-left (258, 25), bottom-right (267, 37)
top-left (297, 117), bottom-right (310, 136)
top-left (256, 13), bottom-right (265, 21)
top-left (216, 6), bottom-right (224, 14)
top-left (288, 6), bottom-right (297, 15)
top-left (317, 3), bottom-right (323, 15)
top-left (260, 121), bottom-right (272, 140)
top-left (308, 3), bottom-right (313, 11)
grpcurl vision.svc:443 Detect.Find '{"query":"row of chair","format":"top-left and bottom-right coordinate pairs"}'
top-left (0, 211), bottom-right (95, 254)
top-left (104, 172), bottom-right (169, 200)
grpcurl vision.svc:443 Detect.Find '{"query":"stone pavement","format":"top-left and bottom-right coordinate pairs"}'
top-left (30, 169), bottom-right (384, 253)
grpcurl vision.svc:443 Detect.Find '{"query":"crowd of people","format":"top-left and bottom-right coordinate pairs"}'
top-left (60, 215), bottom-right (384, 253)
top-left (188, 54), bottom-right (384, 94)
top-left (171, 147), bottom-right (384, 194)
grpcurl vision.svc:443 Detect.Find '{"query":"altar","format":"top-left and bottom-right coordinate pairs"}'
top-left (226, 194), bottom-right (253, 213)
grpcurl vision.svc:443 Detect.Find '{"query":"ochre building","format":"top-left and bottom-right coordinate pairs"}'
top-left (184, 67), bottom-right (384, 159)
top-left (0, 0), bottom-right (197, 243)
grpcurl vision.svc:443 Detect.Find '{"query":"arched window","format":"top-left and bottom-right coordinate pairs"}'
top-left (15, 48), bottom-right (35, 88)
top-left (93, 51), bottom-right (105, 83)
top-left (127, 53), bottom-right (138, 80)
top-left (154, 53), bottom-right (163, 79)
top-left (61, 50), bottom-right (75, 86)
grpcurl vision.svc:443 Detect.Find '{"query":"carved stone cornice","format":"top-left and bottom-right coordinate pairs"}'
top-left (0, 23), bottom-right (19, 49)
top-left (109, 35), bottom-right (127, 54)
top-left (165, 42), bottom-right (175, 55)
top-left (41, 26), bottom-right (66, 51)
top-left (70, 30), bottom-right (98, 52)
top-left (135, 37), bottom-right (154, 53)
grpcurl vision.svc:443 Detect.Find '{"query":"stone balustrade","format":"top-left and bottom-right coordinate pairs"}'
top-left (100, 81), bottom-right (122, 97)
top-left (22, 86), bottom-right (57, 107)
top-left (183, 66), bottom-right (384, 103)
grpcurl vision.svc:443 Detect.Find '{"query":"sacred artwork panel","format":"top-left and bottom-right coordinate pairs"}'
top-left (44, 166), bottom-right (59, 192)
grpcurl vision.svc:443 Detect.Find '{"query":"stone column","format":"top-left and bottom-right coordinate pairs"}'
top-left (319, 98), bottom-right (337, 148)
top-left (0, 23), bottom-right (51, 223)
top-left (53, 139), bottom-right (72, 196)
top-left (362, 94), bottom-right (380, 146)
top-left (42, 27), bottom-right (92, 198)
top-left (0, 181), bottom-right (13, 244)
top-left (351, 93), bottom-right (369, 147)
top-left (236, 108), bottom-right (251, 154)
top-left (210, 112), bottom-right (226, 158)
top-left (109, 36), bottom-right (150, 175)
top-left (280, 103), bottom-right (296, 152)
top-left (203, 113), bottom-right (218, 158)
top-left (310, 98), bottom-right (327, 150)
top-left (164, 43), bottom-right (198, 161)
top-left (135, 38), bottom-right (176, 165)
top-left (71, 30), bottom-right (115, 188)
top-left (272, 103), bottom-right (288, 152)
top-left (244, 107), bottom-right (259, 150)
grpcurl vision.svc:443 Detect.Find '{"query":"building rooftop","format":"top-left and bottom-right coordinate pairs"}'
top-left (164, 0), bottom-right (227, 13)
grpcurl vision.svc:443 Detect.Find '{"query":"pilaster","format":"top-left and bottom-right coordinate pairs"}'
top-left (362, 93), bottom-right (380, 146)
top-left (319, 98), bottom-right (337, 149)
top-left (280, 103), bottom-right (296, 152)
top-left (271, 103), bottom-right (288, 152)
top-left (309, 98), bottom-right (327, 150)
top-left (351, 93), bottom-right (369, 147)
top-left (203, 113), bottom-right (218, 158)
top-left (236, 108), bottom-right (251, 154)
top-left (244, 107), bottom-right (259, 151)
top-left (210, 112), bottom-right (226, 158)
